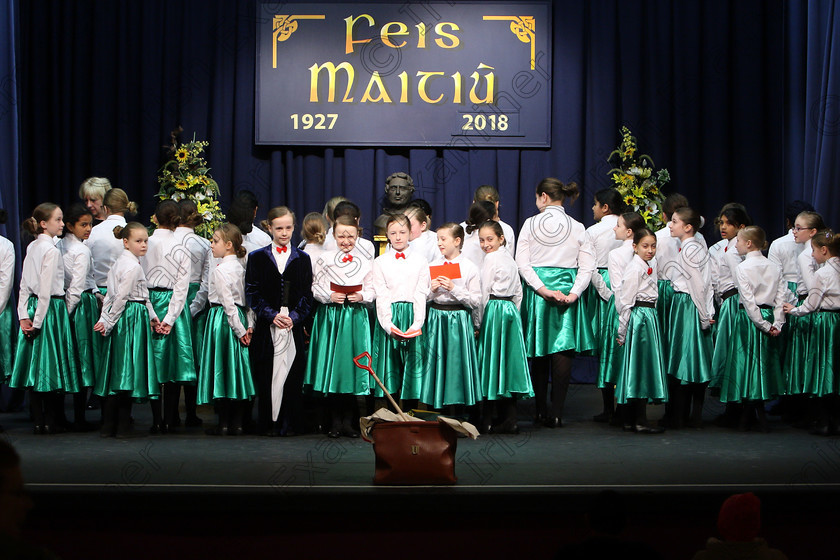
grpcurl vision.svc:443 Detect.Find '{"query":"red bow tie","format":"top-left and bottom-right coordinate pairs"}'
top-left (444, 261), bottom-right (453, 265)
top-left (276, 245), bottom-right (288, 254)
top-left (724, 246), bottom-right (728, 252)
top-left (395, 252), bottom-right (405, 260)
top-left (342, 254), bottom-right (353, 263)
top-left (678, 248), bottom-right (682, 253)
top-left (647, 267), bottom-right (653, 275)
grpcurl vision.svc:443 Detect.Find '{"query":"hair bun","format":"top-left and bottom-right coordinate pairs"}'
top-left (112, 225), bottom-right (125, 239)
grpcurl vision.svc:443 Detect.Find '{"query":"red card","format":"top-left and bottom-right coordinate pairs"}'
top-left (330, 282), bottom-right (362, 294)
top-left (429, 263), bottom-right (461, 280)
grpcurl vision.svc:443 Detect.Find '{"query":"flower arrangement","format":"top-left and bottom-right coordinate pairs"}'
top-left (156, 128), bottom-right (225, 239)
top-left (607, 126), bottom-right (670, 230)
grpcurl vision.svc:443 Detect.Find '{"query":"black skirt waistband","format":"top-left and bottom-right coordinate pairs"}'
top-left (740, 303), bottom-right (773, 310)
top-left (634, 300), bottom-right (656, 309)
top-left (430, 303), bottom-right (468, 312)
top-left (127, 299), bottom-right (146, 304)
top-left (720, 287), bottom-right (738, 301)
top-left (148, 287), bottom-right (172, 292)
top-left (821, 308), bottom-right (840, 313)
top-left (489, 295), bottom-right (514, 302)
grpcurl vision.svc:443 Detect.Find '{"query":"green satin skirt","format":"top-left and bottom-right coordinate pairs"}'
top-left (149, 289), bottom-right (196, 385)
top-left (656, 279), bottom-right (675, 358)
top-left (186, 282), bottom-right (208, 367)
top-left (0, 304), bottom-right (15, 381)
top-left (666, 292), bottom-right (714, 384)
top-left (412, 306), bottom-right (481, 408)
top-left (597, 296), bottom-right (623, 388)
top-left (10, 296), bottom-right (79, 393)
top-left (304, 302), bottom-right (372, 396)
top-left (94, 301), bottom-right (158, 401)
top-left (718, 307), bottom-right (784, 403)
top-left (73, 291), bottom-right (102, 387)
top-left (520, 267), bottom-right (595, 357)
top-left (614, 307), bottom-right (668, 404)
top-left (798, 311), bottom-right (839, 396)
top-left (371, 302), bottom-right (423, 397)
top-left (710, 294), bottom-right (740, 388)
top-left (478, 299), bottom-right (533, 400)
top-left (583, 269), bottom-right (611, 358)
top-left (783, 295), bottom-right (813, 395)
top-left (197, 305), bottom-right (255, 403)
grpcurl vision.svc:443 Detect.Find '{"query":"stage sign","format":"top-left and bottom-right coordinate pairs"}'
top-left (255, 1), bottom-right (552, 147)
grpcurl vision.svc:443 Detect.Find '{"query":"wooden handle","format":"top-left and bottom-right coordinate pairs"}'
top-left (353, 352), bottom-right (411, 421)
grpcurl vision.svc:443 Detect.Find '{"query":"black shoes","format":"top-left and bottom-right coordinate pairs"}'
top-left (544, 417), bottom-right (563, 429)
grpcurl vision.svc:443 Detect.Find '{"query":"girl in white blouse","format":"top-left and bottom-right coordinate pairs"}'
top-left (175, 200), bottom-right (212, 429)
top-left (86, 188), bottom-right (137, 290)
top-left (417, 222), bottom-right (482, 412)
top-left (664, 207), bottom-right (715, 429)
top-left (300, 212), bottom-right (328, 273)
top-left (198, 224), bottom-right (255, 436)
top-left (94, 223), bottom-right (159, 437)
top-left (404, 204), bottom-right (440, 264)
top-left (460, 201), bottom-right (495, 268)
top-left (477, 221), bottom-right (532, 434)
top-left (142, 200), bottom-right (196, 434)
top-left (584, 189), bottom-right (625, 421)
top-left (784, 211), bottom-right (827, 399)
top-left (57, 204), bottom-right (98, 431)
top-left (305, 215), bottom-right (374, 438)
top-left (784, 229), bottom-right (840, 435)
top-left (371, 214), bottom-right (431, 405)
top-left (516, 178), bottom-right (595, 429)
top-left (615, 228), bottom-right (667, 433)
top-left (0, 210), bottom-right (15, 388)
top-left (10, 204), bottom-right (79, 434)
top-left (595, 212), bottom-right (645, 424)
top-left (719, 226), bottom-right (786, 432)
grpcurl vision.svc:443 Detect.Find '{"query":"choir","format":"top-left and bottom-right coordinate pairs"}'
top-left (1, 178), bottom-right (838, 438)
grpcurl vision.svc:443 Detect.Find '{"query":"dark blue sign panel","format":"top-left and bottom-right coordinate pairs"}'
top-left (256, 1), bottom-right (552, 147)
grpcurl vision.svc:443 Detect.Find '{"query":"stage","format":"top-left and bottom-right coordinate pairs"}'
top-left (3, 377), bottom-right (839, 560)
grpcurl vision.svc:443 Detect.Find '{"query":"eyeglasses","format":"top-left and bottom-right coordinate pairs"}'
top-left (792, 226), bottom-right (812, 232)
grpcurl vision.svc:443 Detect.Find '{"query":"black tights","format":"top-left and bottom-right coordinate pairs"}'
top-left (530, 352), bottom-right (573, 419)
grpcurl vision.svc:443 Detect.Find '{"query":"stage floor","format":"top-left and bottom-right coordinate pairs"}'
top-left (3, 380), bottom-right (840, 560)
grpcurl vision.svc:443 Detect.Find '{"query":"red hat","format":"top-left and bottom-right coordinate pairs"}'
top-left (717, 492), bottom-right (761, 542)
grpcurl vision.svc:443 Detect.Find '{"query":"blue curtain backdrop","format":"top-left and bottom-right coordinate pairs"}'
top-left (4, 0), bottom-right (839, 246)
top-left (0, 0), bottom-right (19, 245)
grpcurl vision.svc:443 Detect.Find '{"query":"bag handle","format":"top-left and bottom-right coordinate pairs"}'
top-left (353, 352), bottom-right (411, 422)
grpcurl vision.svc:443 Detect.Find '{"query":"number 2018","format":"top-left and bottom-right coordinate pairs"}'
top-left (290, 113), bottom-right (338, 130)
top-left (461, 114), bottom-right (509, 131)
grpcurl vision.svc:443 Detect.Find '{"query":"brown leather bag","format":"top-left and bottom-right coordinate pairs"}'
top-left (371, 421), bottom-right (458, 485)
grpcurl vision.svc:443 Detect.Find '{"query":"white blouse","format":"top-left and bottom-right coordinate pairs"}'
top-left (585, 215), bottom-right (622, 298)
top-left (57, 233), bottom-right (96, 315)
top-left (312, 249), bottom-right (374, 305)
top-left (768, 230), bottom-right (803, 284)
top-left (208, 255), bottom-right (255, 338)
top-left (617, 255), bottom-right (658, 342)
top-left (669, 236), bottom-right (714, 328)
top-left (796, 243), bottom-right (822, 296)
top-left (372, 246), bottom-right (431, 333)
top-left (603, 239), bottom-right (634, 303)
top-left (303, 242), bottom-right (326, 274)
top-left (516, 205), bottom-right (595, 296)
top-left (18, 234), bottom-right (64, 329)
top-left (244, 224), bottom-right (272, 249)
top-left (173, 228), bottom-right (212, 317)
top-left (788, 257), bottom-right (840, 315)
top-left (735, 251), bottom-right (787, 333)
top-left (87, 214), bottom-right (127, 287)
top-left (429, 253), bottom-right (482, 327)
top-left (409, 230), bottom-right (441, 264)
top-left (479, 248), bottom-right (523, 327)
top-left (0, 235), bottom-right (15, 315)
top-left (459, 220), bottom-right (516, 259)
top-left (141, 228), bottom-right (191, 326)
top-left (97, 251), bottom-right (157, 335)
top-left (710, 238), bottom-right (742, 295)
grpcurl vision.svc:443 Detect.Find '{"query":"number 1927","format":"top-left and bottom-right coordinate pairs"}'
top-left (290, 113), bottom-right (338, 130)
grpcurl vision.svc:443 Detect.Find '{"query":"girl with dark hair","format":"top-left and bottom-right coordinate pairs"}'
top-left (142, 200), bottom-right (197, 434)
top-left (516, 178), bottom-right (595, 429)
top-left (229, 190), bottom-right (272, 250)
top-left (10, 204), bottom-right (79, 434)
top-left (94, 223), bottom-right (159, 437)
top-left (56, 203), bottom-right (98, 430)
top-left (461, 201), bottom-right (496, 267)
top-left (476, 220), bottom-right (532, 434)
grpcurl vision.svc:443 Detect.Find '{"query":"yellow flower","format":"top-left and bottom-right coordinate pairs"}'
top-left (624, 195), bottom-right (637, 206)
top-left (175, 180), bottom-right (188, 191)
top-left (175, 148), bottom-right (189, 162)
top-left (199, 175), bottom-right (209, 185)
top-left (623, 147), bottom-right (635, 157)
top-left (632, 186), bottom-right (644, 198)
